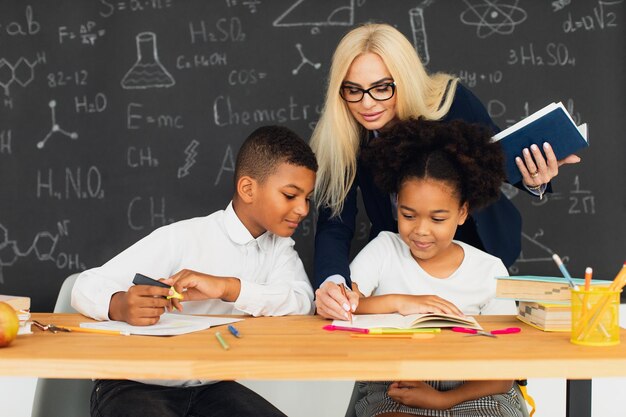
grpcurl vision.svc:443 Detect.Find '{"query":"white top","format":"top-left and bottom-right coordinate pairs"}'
top-left (349, 232), bottom-right (516, 315)
top-left (72, 202), bottom-right (314, 387)
top-left (72, 202), bottom-right (314, 320)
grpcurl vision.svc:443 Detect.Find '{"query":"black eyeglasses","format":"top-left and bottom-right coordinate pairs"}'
top-left (339, 82), bottom-right (396, 103)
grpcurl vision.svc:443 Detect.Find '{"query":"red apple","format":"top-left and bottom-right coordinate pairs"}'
top-left (0, 301), bottom-right (19, 347)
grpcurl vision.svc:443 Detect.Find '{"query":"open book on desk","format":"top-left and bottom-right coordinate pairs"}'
top-left (333, 313), bottom-right (482, 331)
top-left (492, 101), bottom-right (588, 184)
top-left (80, 313), bottom-right (242, 336)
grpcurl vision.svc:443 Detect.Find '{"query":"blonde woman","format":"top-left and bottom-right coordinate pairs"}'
top-left (312, 23), bottom-right (580, 320)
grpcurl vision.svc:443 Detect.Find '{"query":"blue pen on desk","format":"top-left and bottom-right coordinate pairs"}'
top-left (228, 325), bottom-right (241, 338)
top-left (552, 254), bottom-right (579, 290)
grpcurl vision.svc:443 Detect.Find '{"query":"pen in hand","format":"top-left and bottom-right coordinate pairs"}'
top-left (338, 284), bottom-right (352, 323)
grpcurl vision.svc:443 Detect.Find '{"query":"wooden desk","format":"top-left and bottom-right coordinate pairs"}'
top-left (1, 313), bottom-right (625, 381)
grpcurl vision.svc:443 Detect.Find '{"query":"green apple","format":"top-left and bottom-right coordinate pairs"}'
top-left (0, 301), bottom-right (19, 347)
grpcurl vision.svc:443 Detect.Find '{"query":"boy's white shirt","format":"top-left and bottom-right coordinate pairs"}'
top-left (71, 201), bottom-right (314, 386)
top-left (350, 232), bottom-right (516, 316)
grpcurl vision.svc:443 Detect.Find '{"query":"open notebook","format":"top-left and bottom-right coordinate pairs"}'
top-left (333, 313), bottom-right (482, 330)
top-left (80, 313), bottom-right (242, 336)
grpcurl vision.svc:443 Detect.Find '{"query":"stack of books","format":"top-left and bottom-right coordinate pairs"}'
top-left (495, 276), bottom-right (610, 332)
top-left (495, 275), bottom-right (609, 303)
top-left (0, 294), bottom-right (32, 335)
top-left (517, 301), bottom-right (571, 332)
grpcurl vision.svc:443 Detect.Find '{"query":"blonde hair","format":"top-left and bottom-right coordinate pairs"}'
top-left (310, 23), bottom-right (458, 217)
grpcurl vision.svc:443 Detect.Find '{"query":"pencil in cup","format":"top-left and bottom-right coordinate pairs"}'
top-left (552, 256), bottom-right (609, 338)
top-left (573, 264), bottom-right (626, 336)
top-left (572, 263), bottom-right (626, 344)
top-left (582, 267), bottom-right (593, 317)
top-left (571, 287), bottom-right (621, 345)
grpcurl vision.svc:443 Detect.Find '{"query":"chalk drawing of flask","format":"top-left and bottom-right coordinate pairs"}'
top-left (121, 32), bottom-right (175, 89)
top-left (409, 8), bottom-right (430, 66)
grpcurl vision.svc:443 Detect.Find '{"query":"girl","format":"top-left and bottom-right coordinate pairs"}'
top-left (350, 118), bottom-right (525, 417)
top-left (311, 23), bottom-right (580, 321)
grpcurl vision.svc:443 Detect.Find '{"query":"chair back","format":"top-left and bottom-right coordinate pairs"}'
top-left (31, 273), bottom-right (93, 417)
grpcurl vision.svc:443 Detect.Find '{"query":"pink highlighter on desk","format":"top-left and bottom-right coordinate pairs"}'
top-left (323, 325), bottom-right (369, 334)
top-left (451, 327), bottom-right (521, 338)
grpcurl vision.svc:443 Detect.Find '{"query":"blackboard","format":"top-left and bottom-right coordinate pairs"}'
top-left (0, 0), bottom-right (624, 311)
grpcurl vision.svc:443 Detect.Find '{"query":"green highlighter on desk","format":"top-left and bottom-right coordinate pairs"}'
top-left (132, 273), bottom-right (184, 300)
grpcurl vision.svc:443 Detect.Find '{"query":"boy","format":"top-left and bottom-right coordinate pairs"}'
top-left (71, 125), bottom-right (317, 417)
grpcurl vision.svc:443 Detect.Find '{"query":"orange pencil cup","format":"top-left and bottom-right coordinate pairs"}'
top-left (570, 287), bottom-right (621, 346)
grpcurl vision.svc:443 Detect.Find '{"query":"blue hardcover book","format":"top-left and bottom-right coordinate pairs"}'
top-left (493, 102), bottom-right (588, 184)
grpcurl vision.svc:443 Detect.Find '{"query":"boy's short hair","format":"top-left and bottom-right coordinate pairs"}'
top-left (235, 125), bottom-right (318, 184)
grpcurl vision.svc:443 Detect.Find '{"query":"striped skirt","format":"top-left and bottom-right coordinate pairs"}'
top-left (355, 381), bottom-right (525, 417)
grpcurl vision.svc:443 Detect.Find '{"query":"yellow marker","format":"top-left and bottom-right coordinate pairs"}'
top-left (368, 328), bottom-right (441, 335)
top-left (350, 333), bottom-right (435, 339)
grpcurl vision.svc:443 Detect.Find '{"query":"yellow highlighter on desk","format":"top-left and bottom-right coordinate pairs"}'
top-left (132, 273), bottom-right (184, 300)
top-left (368, 328), bottom-right (441, 335)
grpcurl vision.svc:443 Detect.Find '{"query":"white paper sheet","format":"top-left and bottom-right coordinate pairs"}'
top-left (80, 313), bottom-right (243, 336)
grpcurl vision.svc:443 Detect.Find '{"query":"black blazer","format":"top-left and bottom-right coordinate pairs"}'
top-left (313, 84), bottom-right (522, 288)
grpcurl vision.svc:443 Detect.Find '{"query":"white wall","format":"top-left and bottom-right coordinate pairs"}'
top-left (2, 305), bottom-right (625, 417)
top-left (3, 377), bottom-right (626, 417)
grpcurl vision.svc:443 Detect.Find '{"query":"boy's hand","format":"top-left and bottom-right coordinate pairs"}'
top-left (314, 282), bottom-right (359, 320)
top-left (162, 269), bottom-right (241, 312)
top-left (395, 294), bottom-right (464, 317)
top-left (108, 285), bottom-right (170, 326)
top-left (387, 381), bottom-right (452, 410)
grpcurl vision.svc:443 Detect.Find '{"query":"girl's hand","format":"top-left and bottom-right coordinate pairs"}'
top-left (388, 381), bottom-right (452, 410)
top-left (395, 294), bottom-right (463, 317)
top-left (515, 142), bottom-right (580, 188)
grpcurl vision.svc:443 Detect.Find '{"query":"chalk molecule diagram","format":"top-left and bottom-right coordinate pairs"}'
top-left (36, 100), bottom-right (78, 149)
top-left (460, 0), bottom-right (527, 38)
top-left (0, 53), bottom-right (46, 97)
top-left (292, 43), bottom-right (321, 75)
top-left (0, 222), bottom-right (84, 284)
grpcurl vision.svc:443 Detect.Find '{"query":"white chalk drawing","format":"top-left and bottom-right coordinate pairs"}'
top-left (509, 229), bottom-right (569, 274)
top-left (121, 32), bottom-right (175, 89)
top-left (178, 139), bottom-right (200, 178)
top-left (214, 145), bottom-right (235, 186)
top-left (292, 43), bottom-right (321, 75)
top-left (0, 53), bottom-right (46, 96)
top-left (274, 0), bottom-right (355, 32)
top-left (531, 175), bottom-right (596, 215)
top-left (567, 175), bottom-right (595, 215)
top-left (36, 100), bottom-right (78, 149)
top-left (0, 221), bottom-right (84, 283)
top-left (460, 0), bottom-right (527, 38)
top-left (409, 6), bottom-right (430, 65)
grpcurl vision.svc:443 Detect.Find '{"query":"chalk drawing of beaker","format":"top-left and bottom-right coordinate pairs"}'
top-left (121, 32), bottom-right (175, 89)
top-left (409, 8), bottom-right (430, 66)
